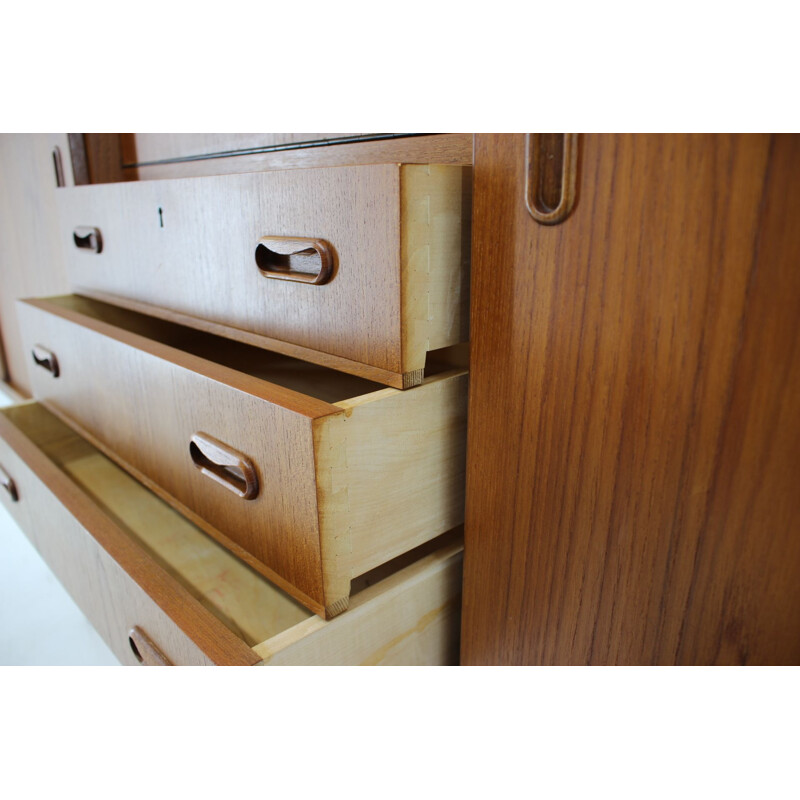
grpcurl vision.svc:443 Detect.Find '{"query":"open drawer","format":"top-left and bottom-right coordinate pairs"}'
top-left (18, 296), bottom-right (468, 617)
top-left (55, 163), bottom-right (470, 388)
top-left (0, 403), bottom-right (463, 665)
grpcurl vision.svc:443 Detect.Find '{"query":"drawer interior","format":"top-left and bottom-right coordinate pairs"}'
top-left (41, 294), bottom-right (385, 403)
top-left (3, 401), bottom-right (312, 646)
top-left (37, 295), bottom-right (466, 403)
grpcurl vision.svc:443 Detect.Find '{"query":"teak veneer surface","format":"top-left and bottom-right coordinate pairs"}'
top-left (19, 296), bottom-right (468, 617)
top-left (462, 133), bottom-right (800, 665)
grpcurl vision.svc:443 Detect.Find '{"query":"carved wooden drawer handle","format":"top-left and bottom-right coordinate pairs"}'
top-left (525, 133), bottom-right (579, 225)
top-left (31, 345), bottom-right (59, 377)
top-left (189, 432), bottom-right (259, 500)
top-left (0, 464), bottom-right (18, 502)
top-left (73, 226), bottom-right (103, 253)
top-left (128, 627), bottom-right (172, 666)
top-left (255, 236), bottom-right (334, 285)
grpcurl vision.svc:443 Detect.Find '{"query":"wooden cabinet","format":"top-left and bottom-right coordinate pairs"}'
top-left (3, 132), bottom-right (798, 665)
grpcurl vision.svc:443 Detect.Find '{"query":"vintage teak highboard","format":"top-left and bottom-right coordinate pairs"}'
top-left (0, 133), bottom-right (797, 665)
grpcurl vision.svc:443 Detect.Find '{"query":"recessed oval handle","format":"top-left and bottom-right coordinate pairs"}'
top-left (128, 626), bottom-right (172, 666)
top-left (73, 226), bottom-right (103, 253)
top-left (31, 345), bottom-right (59, 377)
top-left (525, 133), bottom-right (579, 225)
top-left (255, 236), bottom-right (334, 284)
top-left (0, 464), bottom-right (18, 502)
top-left (189, 432), bottom-right (259, 500)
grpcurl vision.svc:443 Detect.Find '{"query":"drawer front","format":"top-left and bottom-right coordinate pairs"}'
top-left (56, 164), bottom-right (469, 387)
top-left (18, 297), bottom-right (468, 617)
top-left (0, 409), bottom-right (259, 666)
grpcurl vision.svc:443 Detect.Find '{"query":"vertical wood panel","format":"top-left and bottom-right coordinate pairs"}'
top-left (0, 134), bottom-right (73, 394)
top-left (462, 133), bottom-right (800, 664)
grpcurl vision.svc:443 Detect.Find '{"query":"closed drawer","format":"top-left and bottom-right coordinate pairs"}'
top-left (19, 296), bottom-right (467, 617)
top-left (0, 402), bottom-right (463, 666)
top-left (56, 163), bottom-right (470, 388)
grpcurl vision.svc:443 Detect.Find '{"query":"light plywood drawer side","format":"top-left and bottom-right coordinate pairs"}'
top-left (0, 403), bottom-right (463, 666)
top-left (18, 295), bottom-right (467, 617)
top-left (55, 163), bottom-right (470, 388)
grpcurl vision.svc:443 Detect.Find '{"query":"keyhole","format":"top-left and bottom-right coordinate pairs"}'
top-left (158, 207), bottom-right (164, 228)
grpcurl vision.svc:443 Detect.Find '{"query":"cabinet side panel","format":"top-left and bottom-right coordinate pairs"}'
top-left (462, 133), bottom-right (800, 665)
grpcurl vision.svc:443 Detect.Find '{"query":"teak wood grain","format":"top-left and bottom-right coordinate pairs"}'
top-left (0, 402), bottom-right (462, 665)
top-left (18, 296), bottom-right (467, 617)
top-left (462, 133), bottom-right (800, 665)
top-left (55, 163), bottom-right (469, 387)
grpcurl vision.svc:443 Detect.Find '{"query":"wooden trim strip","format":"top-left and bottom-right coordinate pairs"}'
top-left (0, 410), bottom-right (260, 666)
